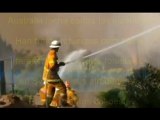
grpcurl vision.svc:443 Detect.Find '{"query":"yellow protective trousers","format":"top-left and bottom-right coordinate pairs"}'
top-left (40, 80), bottom-right (67, 107)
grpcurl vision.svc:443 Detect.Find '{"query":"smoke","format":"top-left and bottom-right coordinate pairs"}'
top-left (1, 13), bottom-right (160, 107)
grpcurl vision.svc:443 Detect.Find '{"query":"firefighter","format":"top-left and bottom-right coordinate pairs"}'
top-left (42, 40), bottom-right (67, 108)
top-left (65, 81), bottom-right (78, 107)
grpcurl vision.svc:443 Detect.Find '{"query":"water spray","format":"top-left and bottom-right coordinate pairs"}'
top-left (65, 25), bottom-right (160, 65)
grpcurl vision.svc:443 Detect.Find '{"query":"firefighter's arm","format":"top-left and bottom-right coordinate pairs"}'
top-left (58, 62), bottom-right (65, 67)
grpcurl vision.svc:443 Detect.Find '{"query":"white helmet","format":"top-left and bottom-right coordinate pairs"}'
top-left (49, 40), bottom-right (61, 48)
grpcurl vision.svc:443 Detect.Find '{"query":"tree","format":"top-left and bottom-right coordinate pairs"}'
top-left (0, 36), bottom-right (13, 59)
top-left (125, 63), bottom-right (160, 107)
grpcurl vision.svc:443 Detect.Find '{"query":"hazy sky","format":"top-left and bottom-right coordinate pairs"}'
top-left (0, 13), bottom-right (160, 53)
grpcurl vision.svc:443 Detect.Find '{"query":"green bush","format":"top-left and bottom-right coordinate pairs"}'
top-left (98, 88), bottom-right (127, 108)
top-left (98, 63), bottom-right (160, 108)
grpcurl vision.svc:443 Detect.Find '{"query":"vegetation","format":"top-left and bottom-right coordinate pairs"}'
top-left (0, 36), bottom-right (43, 95)
top-left (98, 89), bottom-right (126, 108)
top-left (98, 63), bottom-right (160, 108)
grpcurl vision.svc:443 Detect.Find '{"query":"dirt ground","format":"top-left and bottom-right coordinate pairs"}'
top-left (0, 92), bottom-right (101, 108)
top-left (0, 94), bottom-right (34, 108)
top-left (77, 92), bottom-right (101, 108)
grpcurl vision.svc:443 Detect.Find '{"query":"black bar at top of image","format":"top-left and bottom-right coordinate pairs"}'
top-left (0, 0), bottom-right (160, 12)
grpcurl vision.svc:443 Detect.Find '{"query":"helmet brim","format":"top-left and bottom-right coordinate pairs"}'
top-left (49, 45), bottom-right (60, 48)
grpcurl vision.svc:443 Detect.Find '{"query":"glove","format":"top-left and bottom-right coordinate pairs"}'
top-left (59, 62), bottom-right (65, 66)
top-left (43, 81), bottom-right (46, 85)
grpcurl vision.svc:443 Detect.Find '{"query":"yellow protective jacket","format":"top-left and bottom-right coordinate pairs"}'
top-left (42, 50), bottom-right (60, 82)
